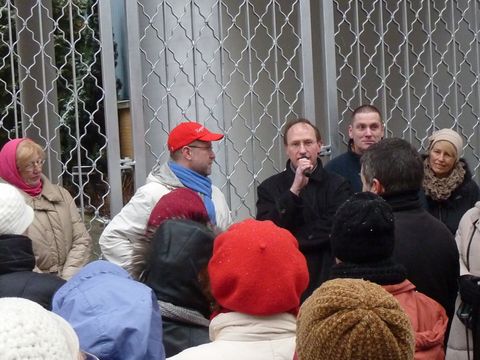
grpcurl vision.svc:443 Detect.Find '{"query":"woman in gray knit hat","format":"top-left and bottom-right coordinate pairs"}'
top-left (421, 128), bottom-right (480, 234)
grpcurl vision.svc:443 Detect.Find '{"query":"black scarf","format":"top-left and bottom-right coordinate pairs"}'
top-left (330, 259), bottom-right (407, 285)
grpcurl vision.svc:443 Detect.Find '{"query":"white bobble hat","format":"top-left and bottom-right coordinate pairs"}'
top-left (0, 183), bottom-right (34, 235)
top-left (0, 297), bottom-right (80, 360)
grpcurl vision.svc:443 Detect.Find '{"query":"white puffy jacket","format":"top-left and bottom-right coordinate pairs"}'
top-left (99, 162), bottom-right (231, 268)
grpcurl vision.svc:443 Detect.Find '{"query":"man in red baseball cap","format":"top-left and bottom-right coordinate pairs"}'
top-left (100, 121), bottom-right (231, 269)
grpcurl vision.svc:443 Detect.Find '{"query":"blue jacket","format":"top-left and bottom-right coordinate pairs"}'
top-left (52, 260), bottom-right (165, 360)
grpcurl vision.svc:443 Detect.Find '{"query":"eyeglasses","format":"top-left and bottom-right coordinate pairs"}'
top-left (23, 159), bottom-right (46, 171)
top-left (187, 145), bottom-right (213, 152)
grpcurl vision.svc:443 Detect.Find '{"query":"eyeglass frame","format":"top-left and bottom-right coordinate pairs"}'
top-left (185, 145), bottom-right (214, 152)
top-left (22, 159), bottom-right (46, 171)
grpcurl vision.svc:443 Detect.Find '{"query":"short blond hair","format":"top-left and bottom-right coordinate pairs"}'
top-left (16, 139), bottom-right (45, 169)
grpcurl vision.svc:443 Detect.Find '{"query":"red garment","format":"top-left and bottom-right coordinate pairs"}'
top-left (147, 187), bottom-right (209, 230)
top-left (0, 138), bottom-right (42, 197)
top-left (209, 219), bottom-right (309, 316)
top-left (384, 279), bottom-right (447, 360)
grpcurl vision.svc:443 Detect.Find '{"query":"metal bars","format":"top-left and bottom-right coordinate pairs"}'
top-left (333, 0), bottom-right (480, 178)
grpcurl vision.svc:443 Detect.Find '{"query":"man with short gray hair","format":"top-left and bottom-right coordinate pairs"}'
top-left (360, 137), bottom-right (459, 326)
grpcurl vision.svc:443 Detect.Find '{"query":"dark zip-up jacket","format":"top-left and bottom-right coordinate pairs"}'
top-left (421, 157), bottom-right (480, 235)
top-left (256, 159), bottom-right (352, 300)
top-left (325, 140), bottom-right (363, 193)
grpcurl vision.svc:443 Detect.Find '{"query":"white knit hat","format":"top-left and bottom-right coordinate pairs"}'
top-left (0, 297), bottom-right (80, 360)
top-left (428, 128), bottom-right (463, 161)
top-left (0, 183), bottom-right (34, 235)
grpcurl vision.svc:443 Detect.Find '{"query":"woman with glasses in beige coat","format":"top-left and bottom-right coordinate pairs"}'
top-left (0, 138), bottom-right (91, 279)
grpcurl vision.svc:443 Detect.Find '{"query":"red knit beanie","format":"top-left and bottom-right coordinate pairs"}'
top-left (208, 219), bottom-right (309, 316)
top-left (147, 188), bottom-right (209, 230)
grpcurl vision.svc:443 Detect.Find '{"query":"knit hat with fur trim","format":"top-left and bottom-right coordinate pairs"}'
top-left (0, 183), bottom-right (34, 235)
top-left (330, 192), bottom-right (395, 264)
top-left (0, 297), bottom-right (80, 360)
top-left (147, 188), bottom-right (209, 231)
top-left (208, 219), bottom-right (309, 316)
top-left (296, 278), bottom-right (414, 360)
top-left (428, 128), bottom-right (463, 161)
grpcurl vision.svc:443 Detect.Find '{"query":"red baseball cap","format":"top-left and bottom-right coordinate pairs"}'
top-left (167, 122), bottom-right (224, 152)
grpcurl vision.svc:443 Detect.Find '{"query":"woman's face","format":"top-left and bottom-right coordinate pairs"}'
top-left (429, 140), bottom-right (457, 178)
top-left (18, 153), bottom-right (44, 186)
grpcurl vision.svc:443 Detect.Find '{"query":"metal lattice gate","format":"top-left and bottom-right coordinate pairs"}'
top-left (1, 0), bottom-right (480, 253)
top-left (117, 0), bottom-right (316, 221)
top-left (0, 0), bottom-right (109, 248)
top-left (331, 0), bottom-right (480, 179)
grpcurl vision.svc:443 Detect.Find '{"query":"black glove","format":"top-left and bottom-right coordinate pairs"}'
top-left (459, 274), bottom-right (480, 306)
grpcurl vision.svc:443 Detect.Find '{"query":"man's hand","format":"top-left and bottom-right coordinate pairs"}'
top-left (290, 157), bottom-right (313, 195)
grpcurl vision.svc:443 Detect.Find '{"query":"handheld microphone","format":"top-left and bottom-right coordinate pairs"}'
top-left (300, 156), bottom-right (312, 177)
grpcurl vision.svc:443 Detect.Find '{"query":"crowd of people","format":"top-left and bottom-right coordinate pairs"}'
top-left (0, 110), bottom-right (479, 360)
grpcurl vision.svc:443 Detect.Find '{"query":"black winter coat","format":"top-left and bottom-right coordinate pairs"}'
top-left (143, 220), bottom-right (216, 357)
top-left (0, 234), bottom-right (65, 310)
top-left (421, 157), bottom-right (480, 234)
top-left (256, 159), bottom-right (352, 300)
top-left (385, 191), bottom-right (459, 325)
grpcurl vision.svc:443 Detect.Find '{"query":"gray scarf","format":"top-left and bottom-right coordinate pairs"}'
top-left (158, 300), bottom-right (210, 327)
top-left (423, 158), bottom-right (465, 201)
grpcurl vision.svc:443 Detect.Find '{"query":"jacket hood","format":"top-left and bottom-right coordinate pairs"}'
top-left (138, 219), bottom-right (217, 318)
top-left (210, 312), bottom-right (296, 341)
top-left (147, 162), bottom-right (183, 189)
top-left (0, 234), bottom-right (35, 274)
top-left (383, 280), bottom-right (448, 355)
top-left (52, 260), bottom-right (165, 360)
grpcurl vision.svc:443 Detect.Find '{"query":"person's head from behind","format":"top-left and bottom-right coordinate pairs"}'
top-left (296, 278), bottom-right (414, 360)
top-left (208, 218), bottom-right (309, 316)
top-left (360, 138), bottom-right (423, 195)
top-left (330, 192), bottom-right (395, 265)
top-left (167, 121), bottom-right (224, 176)
top-left (142, 219), bottom-right (216, 318)
top-left (52, 260), bottom-right (165, 360)
top-left (0, 297), bottom-right (81, 360)
top-left (0, 183), bottom-right (34, 236)
top-left (145, 187), bottom-right (210, 238)
top-left (283, 118), bottom-right (322, 169)
top-left (349, 104), bottom-right (384, 155)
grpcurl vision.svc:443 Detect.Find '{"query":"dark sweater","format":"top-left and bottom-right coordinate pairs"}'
top-left (325, 144), bottom-right (362, 193)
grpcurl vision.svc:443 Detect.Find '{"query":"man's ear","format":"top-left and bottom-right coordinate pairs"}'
top-left (181, 146), bottom-right (193, 161)
top-left (370, 178), bottom-right (385, 195)
top-left (348, 124), bottom-right (353, 139)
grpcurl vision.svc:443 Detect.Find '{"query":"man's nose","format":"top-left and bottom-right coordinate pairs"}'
top-left (299, 143), bottom-right (307, 153)
top-left (365, 127), bottom-right (372, 136)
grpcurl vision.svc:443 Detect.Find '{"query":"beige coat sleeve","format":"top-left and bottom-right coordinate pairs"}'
top-left (60, 188), bottom-right (92, 279)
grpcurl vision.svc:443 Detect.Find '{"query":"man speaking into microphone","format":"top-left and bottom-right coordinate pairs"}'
top-left (256, 118), bottom-right (352, 300)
